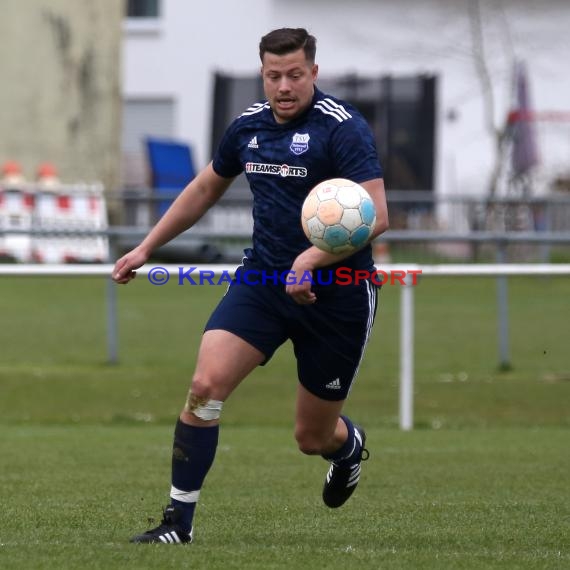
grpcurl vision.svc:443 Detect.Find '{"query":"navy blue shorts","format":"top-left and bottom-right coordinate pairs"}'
top-left (204, 266), bottom-right (380, 401)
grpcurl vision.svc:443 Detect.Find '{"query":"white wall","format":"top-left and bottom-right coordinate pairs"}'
top-left (123, 0), bottom-right (570, 197)
top-left (123, 0), bottom-right (271, 169)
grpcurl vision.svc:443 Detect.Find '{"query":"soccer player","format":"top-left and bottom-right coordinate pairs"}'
top-left (112, 27), bottom-right (389, 545)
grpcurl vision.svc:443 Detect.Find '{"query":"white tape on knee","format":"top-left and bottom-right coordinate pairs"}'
top-left (192, 399), bottom-right (223, 421)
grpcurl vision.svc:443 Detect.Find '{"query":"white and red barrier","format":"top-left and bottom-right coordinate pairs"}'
top-left (0, 162), bottom-right (109, 263)
top-left (31, 183), bottom-right (109, 263)
top-left (0, 186), bottom-right (35, 262)
top-left (0, 161), bottom-right (34, 261)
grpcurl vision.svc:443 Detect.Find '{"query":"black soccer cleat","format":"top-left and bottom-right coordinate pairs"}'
top-left (130, 505), bottom-right (193, 544)
top-left (322, 425), bottom-right (369, 508)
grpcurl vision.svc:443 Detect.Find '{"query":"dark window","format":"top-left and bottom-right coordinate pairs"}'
top-left (127, 0), bottom-right (160, 18)
top-left (211, 74), bottom-right (265, 159)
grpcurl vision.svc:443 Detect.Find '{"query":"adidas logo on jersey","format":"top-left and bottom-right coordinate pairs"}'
top-left (325, 378), bottom-right (342, 390)
top-left (248, 136), bottom-right (259, 149)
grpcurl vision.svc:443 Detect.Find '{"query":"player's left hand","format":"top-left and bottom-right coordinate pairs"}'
top-left (286, 281), bottom-right (317, 304)
top-left (286, 256), bottom-right (317, 305)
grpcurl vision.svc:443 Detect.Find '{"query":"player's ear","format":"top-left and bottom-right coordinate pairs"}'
top-left (312, 64), bottom-right (319, 81)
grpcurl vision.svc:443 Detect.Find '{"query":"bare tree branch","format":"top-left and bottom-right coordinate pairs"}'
top-left (468, 0), bottom-right (511, 199)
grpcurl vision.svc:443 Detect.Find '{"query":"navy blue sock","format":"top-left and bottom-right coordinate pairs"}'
top-left (321, 416), bottom-right (361, 465)
top-left (170, 419), bottom-right (219, 532)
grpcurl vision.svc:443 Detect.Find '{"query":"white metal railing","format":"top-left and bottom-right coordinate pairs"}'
top-left (1, 263), bottom-right (569, 430)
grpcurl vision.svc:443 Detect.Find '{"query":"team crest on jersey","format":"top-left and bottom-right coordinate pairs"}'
top-left (290, 133), bottom-right (310, 155)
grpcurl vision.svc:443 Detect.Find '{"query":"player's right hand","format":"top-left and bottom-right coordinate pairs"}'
top-left (112, 248), bottom-right (148, 284)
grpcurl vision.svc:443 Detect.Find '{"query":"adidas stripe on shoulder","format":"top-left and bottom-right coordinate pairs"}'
top-left (314, 98), bottom-right (352, 123)
top-left (240, 102), bottom-right (270, 117)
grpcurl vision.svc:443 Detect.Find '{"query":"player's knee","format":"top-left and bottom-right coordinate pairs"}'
top-left (184, 378), bottom-right (223, 421)
top-left (188, 376), bottom-right (212, 401)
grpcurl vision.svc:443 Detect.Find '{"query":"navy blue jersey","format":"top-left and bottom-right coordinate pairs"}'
top-left (212, 87), bottom-right (383, 272)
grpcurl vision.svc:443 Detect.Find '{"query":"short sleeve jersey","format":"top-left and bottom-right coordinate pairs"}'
top-left (212, 87), bottom-right (383, 272)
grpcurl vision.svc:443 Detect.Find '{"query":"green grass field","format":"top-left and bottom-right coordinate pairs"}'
top-left (0, 275), bottom-right (569, 569)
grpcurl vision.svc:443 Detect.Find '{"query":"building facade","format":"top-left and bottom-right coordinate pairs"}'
top-left (122, 0), bottom-right (570, 202)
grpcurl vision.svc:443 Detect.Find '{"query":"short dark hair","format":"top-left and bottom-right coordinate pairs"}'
top-left (259, 28), bottom-right (317, 64)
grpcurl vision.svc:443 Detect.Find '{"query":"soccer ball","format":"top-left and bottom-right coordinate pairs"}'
top-left (301, 178), bottom-right (376, 254)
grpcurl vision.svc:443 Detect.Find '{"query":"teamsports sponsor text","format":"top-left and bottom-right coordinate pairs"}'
top-left (245, 162), bottom-right (307, 177)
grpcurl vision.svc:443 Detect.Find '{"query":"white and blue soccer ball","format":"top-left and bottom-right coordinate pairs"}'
top-left (301, 178), bottom-right (376, 254)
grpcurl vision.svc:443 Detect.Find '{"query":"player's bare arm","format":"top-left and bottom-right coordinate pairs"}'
top-left (286, 178), bottom-right (388, 304)
top-left (112, 163), bottom-right (234, 284)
